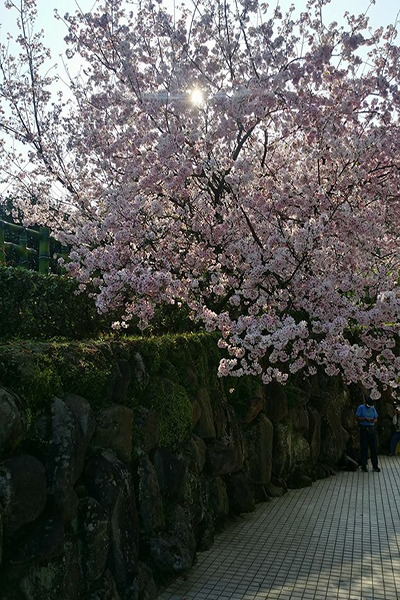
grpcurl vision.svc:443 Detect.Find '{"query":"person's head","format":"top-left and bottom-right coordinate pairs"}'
top-left (365, 397), bottom-right (374, 408)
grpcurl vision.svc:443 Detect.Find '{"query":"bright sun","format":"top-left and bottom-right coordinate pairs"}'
top-left (189, 88), bottom-right (204, 106)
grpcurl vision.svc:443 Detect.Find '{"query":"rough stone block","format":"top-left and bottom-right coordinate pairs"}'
top-left (88, 569), bottom-right (122, 600)
top-left (131, 352), bottom-right (149, 392)
top-left (341, 404), bottom-right (357, 431)
top-left (244, 414), bottom-right (273, 485)
top-left (133, 407), bottom-right (160, 456)
top-left (195, 512), bottom-right (214, 552)
top-left (290, 405), bottom-right (309, 433)
top-left (137, 456), bottom-right (165, 535)
top-left (210, 388), bottom-right (226, 439)
top-left (47, 396), bottom-right (91, 521)
top-left (209, 476), bottom-right (229, 521)
top-left (0, 511), bottom-right (3, 569)
top-left (151, 447), bottom-right (186, 501)
top-left (136, 562), bottom-right (157, 600)
top-left (319, 406), bottom-right (347, 465)
top-left (184, 434), bottom-right (207, 473)
top-left (91, 404), bottom-right (134, 462)
top-left (7, 513), bottom-right (64, 568)
top-left (0, 454), bottom-right (47, 538)
top-left (307, 406), bottom-right (321, 462)
top-left (109, 361), bottom-right (132, 402)
top-left (190, 397), bottom-right (202, 429)
top-left (194, 388), bottom-right (216, 439)
top-left (206, 441), bottom-right (243, 476)
top-left (224, 472), bottom-right (255, 514)
top-left (238, 386), bottom-right (265, 424)
top-left (264, 480), bottom-right (286, 497)
top-left (167, 505), bottom-right (196, 558)
top-left (183, 471), bottom-right (209, 527)
top-left (149, 535), bottom-right (194, 574)
top-left (0, 387), bottom-right (27, 457)
top-left (64, 393), bottom-right (96, 442)
top-left (206, 404), bottom-right (244, 476)
top-left (287, 470), bottom-right (313, 489)
top-left (12, 544), bottom-right (83, 600)
top-left (109, 494), bottom-right (139, 600)
top-left (292, 434), bottom-right (310, 466)
top-left (272, 420), bottom-right (293, 478)
top-left (78, 497), bottom-right (109, 588)
top-left (85, 451), bottom-right (139, 598)
top-left (264, 382), bottom-right (288, 423)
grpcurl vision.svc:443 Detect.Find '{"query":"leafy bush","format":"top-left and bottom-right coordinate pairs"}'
top-left (0, 267), bottom-right (112, 340)
top-left (0, 267), bottom-right (199, 340)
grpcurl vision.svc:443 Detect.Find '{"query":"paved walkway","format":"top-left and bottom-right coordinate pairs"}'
top-left (157, 456), bottom-right (400, 600)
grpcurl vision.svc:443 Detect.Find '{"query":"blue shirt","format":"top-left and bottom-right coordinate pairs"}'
top-left (356, 404), bottom-right (378, 426)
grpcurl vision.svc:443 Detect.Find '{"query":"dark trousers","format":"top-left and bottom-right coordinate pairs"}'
top-left (359, 426), bottom-right (378, 468)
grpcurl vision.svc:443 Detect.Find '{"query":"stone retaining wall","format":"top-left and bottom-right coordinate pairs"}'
top-left (0, 353), bottom-right (395, 600)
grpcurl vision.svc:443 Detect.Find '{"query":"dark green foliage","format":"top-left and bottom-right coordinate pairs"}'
top-left (224, 375), bottom-right (264, 418)
top-left (0, 267), bottom-right (201, 340)
top-left (52, 342), bottom-right (114, 406)
top-left (138, 377), bottom-right (192, 449)
top-left (0, 344), bottom-right (59, 406)
top-left (0, 340), bottom-right (116, 418)
top-left (126, 333), bottom-right (221, 449)
top-left (0, 333), bottom-right (223, 450)
top-left (149, 302), bottom-right (200, 335)
top-left (0, 267), bottom-right (112, 340)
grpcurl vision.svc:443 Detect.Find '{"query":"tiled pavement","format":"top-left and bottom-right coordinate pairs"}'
top-left (157, 456), bottom-right (400, 600)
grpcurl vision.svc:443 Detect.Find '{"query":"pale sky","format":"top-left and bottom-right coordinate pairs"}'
top-left (1, 0), bottom-right (399, 68)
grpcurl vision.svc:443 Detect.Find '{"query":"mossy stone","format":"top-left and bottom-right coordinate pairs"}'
top-left (140, 378), bottom-right (192, 450)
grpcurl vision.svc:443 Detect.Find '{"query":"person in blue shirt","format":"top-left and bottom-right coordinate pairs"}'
top-left (356, 399), bottom-right (380, 472)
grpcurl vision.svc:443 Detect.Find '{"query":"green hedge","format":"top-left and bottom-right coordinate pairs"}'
top-left (0, 267), bottom-right (112, 340)
top-left (0, 267), bottom-right (199, 340)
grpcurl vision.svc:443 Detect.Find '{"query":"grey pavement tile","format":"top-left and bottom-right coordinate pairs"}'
top-left (157, 457), bottom-right (400, 600)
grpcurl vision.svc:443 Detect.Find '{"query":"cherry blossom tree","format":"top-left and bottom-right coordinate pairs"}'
top-left (1, 0), bottom-right (400, 397)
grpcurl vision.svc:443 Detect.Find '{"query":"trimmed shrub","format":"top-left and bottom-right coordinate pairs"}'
top-left (0, 267), bottom-right (111, 340)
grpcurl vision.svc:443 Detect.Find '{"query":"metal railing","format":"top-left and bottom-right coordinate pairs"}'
top-left (0, 220), bottom-right (68, 275)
